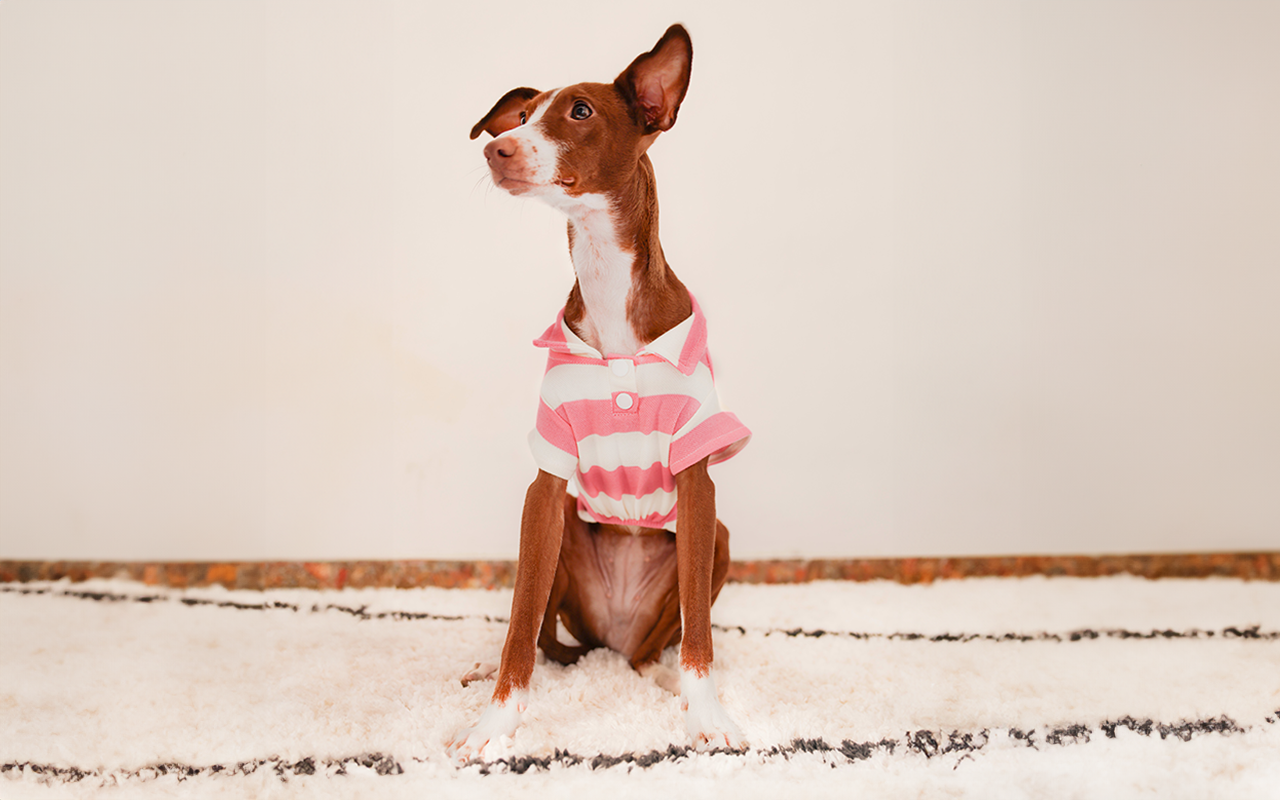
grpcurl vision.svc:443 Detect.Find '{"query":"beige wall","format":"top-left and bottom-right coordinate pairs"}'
top-left (1, 1), bottom-right (1277, 560)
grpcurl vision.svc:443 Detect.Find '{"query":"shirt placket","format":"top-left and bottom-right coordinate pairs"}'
top-left (607, 358), bottom-right (639, 416)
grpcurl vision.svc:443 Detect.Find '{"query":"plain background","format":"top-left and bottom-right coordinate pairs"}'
top-left (1, 1), bottom-right (1277, 561)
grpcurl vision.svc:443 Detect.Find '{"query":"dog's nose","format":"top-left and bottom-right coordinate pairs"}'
top-left (484, 137), bottom-right (517, 161)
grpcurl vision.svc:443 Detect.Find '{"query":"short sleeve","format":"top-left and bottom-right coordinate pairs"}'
top-left (667, 384), bottom-right (751, 475)
top-left (528, 398), bottom-right (579, 479)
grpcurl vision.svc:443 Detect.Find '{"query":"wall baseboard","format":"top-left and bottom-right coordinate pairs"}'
top-left (2, 552), bottom-right (1277, 590)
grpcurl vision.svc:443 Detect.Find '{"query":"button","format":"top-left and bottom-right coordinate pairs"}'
top-left (610, 359), bottom-right (631, 377)
top-left (615, 392), bottom-right (634, 410)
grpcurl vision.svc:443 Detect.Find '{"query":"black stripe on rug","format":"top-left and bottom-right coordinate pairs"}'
top-left (710, 623), bottom-right (1280, 641)
top-left (4, 714), bottom-right (1275, 785)
top-left (0, 585), bottom-right (507, 623)
top-left (1, 752), bottom-right (402, 786)
top-left (4, 584), bottom-right (1278, 642)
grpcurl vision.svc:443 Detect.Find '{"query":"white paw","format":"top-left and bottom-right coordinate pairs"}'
top-left (460, 661), bottom-right (499, 687)
top-left (444, 691), bottom-right (526, 764)
top-left (637, 662), bottom-right (681, 695)
top-left (679, 669), bottom-right (747, 751)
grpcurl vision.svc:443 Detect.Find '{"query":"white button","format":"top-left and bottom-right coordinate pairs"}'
top-left (610, 359), bottom-right (631, 377)
top-left (615, 392), bottom-right (634, 410)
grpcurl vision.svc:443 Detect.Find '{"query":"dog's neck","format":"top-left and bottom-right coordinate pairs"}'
top-left (562, 154), bottom-right (690, 358)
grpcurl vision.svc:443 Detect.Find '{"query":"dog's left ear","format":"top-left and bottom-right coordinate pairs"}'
top-left (470, 87), bottom-right (541, 140)
top-left (615, 24), bottom-right (693, 134)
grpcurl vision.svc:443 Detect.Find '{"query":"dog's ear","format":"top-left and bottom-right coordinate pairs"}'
top-left (615, 24), bottom-right (693, 134)
top-left (470, 87), bottom-right (541, 140)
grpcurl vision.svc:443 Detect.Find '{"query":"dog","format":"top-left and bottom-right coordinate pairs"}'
top-left (446, 23), bottom-right (750, 763)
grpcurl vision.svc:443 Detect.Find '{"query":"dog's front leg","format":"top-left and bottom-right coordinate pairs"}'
top-left (674, 457), bottom-right (746, 751)
top-left (446, 470), bottom-right (566, 763)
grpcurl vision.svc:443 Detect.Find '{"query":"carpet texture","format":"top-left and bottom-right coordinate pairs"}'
top-left (2, 576), bottom-right (1279, 798)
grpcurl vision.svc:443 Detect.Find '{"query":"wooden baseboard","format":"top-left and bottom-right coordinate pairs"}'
top-left (2, 552), bottom-right (1277, 590)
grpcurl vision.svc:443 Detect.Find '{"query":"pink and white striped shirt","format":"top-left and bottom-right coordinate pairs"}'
top-left (528, 295), bottom-right (750, 532)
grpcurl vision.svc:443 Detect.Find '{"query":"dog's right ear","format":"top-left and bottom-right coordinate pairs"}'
top-left (616, 24), bottom-right (693, 133)
top-left (470, 87), bottom-right (541, 140)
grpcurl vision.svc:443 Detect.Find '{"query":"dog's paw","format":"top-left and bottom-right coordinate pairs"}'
top-left (444, 691), bottom-right (527, 765)
top-left (460, 661), bottom-right (499, 687)
top-left (679, 669), bottom-right (747, 752)
top-left (637, 662), bottom-right (681, 695)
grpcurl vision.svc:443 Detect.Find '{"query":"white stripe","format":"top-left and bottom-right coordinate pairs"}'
top-left (541, 361), bottom-right (715, 408)
top-left (672, 383), bottom-right (723, 439)
top-left (527, 88), bottom-right (562, 125)
top-left (640, 360), bottom-right (714, 398)
top-left (576, 431), bottom-right (672, 472)
top-left (499, 89), bottom-right (562, 186)
top-left (528, 429), bottom-right (578, 480)
top-left (541, 364), bottom-right (611, 405)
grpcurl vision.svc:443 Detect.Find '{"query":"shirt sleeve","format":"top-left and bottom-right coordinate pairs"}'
top-left (667, 383), bottom-right (751, 475)
top-left (528, 398), bottom-right (579, 479)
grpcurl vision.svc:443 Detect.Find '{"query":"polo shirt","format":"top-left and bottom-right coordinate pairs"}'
top-left (528, 294), bottom-right (750, 532)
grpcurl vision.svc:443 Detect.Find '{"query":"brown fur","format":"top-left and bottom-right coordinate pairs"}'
top-left (492, 469), bottom-right (565, 703)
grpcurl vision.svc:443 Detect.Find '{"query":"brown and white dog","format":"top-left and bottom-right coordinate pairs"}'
top-left (446, 24), bottom-right (748, 762)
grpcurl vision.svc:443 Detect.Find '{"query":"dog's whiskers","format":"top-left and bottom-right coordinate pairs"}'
top-left (468, 166), bottom-right (496, 200)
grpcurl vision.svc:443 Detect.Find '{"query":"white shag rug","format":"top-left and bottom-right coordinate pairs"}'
top-left (2, 576), bottom-right (1279, 799)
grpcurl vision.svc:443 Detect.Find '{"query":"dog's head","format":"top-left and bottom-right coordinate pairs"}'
top-left (471, 24), bottom-right (693, 212)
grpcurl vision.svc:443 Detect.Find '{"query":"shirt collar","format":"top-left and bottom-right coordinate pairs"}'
top-left (532, 310), bottom-right (604, 359)
top-left (533, 292), bottom-right (709, 376)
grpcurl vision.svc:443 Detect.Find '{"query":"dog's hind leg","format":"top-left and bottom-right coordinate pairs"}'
top-left (460, 661), bottom-right (499, 686)
top-left (537, 491), bottom-right (602, 666)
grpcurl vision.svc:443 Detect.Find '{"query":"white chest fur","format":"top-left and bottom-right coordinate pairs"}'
top-left (569, 206), bottom-right (641, 357)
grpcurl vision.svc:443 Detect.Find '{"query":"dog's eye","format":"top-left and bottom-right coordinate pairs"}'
top-left (571, 102), bottom-right (592, 121)
top-left (519, 111), bottom-right (528, 125)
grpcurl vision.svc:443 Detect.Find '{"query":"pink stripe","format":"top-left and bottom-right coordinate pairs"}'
top-left (577, 463), bottom-right (676, 501)
top-left (536, 400), bottom-right (578, 456)
top-left (676, 297), bottom-right (709, 375)
top-left (669, 412), bottom-right (751, 474)
top-left (533, 314), bottom-right (568, 350)
top-left (671, 395), bottom-right (703, 434)
top-left (557, 395), bottom-right (701, 438)
top-left (578, 498), bottom-right (678, 529)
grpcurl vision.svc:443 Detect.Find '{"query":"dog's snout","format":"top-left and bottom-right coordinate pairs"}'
top-left (484, 137), bottom-right (517, 161)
